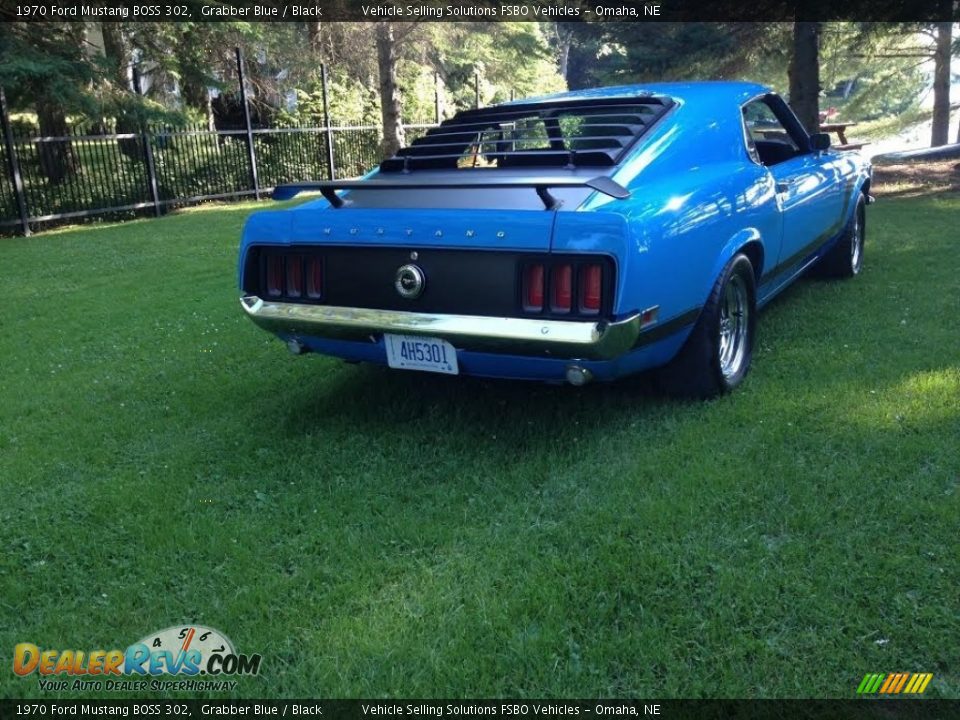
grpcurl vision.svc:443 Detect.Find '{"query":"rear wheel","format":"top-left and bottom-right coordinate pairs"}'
top-left (814, 193), bottom-right (866, 278)
top-left (656, 253), bottom-right (756, 399)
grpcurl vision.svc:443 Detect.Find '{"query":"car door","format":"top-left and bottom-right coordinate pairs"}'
top-left (742, 97), bottom-right (845, 274)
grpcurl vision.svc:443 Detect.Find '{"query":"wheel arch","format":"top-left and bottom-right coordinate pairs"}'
top-left (848, 172), bottom-right (871, 224)
top-left (676, 229), bottom-right (763, 348)
top-left (709, 228), bottom-right (765, 300)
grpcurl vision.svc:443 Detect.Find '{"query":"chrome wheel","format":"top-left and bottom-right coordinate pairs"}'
top-left (718, 274), bottom-right (749, 379)
top-left (850, 208), bottom-right (863, 274)
top-left (657, 253), bottom-right (755, 398)
top-left (811, 194), bottom-right (867, 280)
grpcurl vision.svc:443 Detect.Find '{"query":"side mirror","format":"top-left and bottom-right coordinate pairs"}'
top-left (809, 132), bottom-right (831, 151)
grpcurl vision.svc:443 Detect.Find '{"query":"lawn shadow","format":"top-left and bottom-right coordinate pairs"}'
top-left (872, 159), bottom-right (960, 199)
top-left (270, 356), bottom-right (672, 446)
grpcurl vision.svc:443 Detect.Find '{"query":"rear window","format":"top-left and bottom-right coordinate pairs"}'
top-left (380, 97), bottom-right (673, 173)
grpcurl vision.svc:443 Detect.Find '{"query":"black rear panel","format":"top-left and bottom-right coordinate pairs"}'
top-left (243, 246), bottom-right (615, 320)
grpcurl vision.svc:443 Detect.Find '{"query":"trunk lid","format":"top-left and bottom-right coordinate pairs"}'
top-left (287, 206), bottom-right (556, 251)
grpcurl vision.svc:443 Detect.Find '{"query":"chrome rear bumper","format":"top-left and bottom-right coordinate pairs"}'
top-left (240, 296), bottom-right (640, 360)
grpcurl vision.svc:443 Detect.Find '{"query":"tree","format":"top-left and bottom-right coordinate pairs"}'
top-left (817, 24), bottom-right (926, 122)
top-left (837, 22), bottom-right (957, 147)
top-left (423, 23), bottom-right (565, 109)
top-left (306, 21), bottom-right (323, 54)
top-left (930, 21), bottom-right (952, 146)
top-left (175, 26), bottom-right (217, 129)
top-left (375, 22), bottom-right (406, 158)
top-left (788, 22), bottom-right (821, 134)
top-left (557, 23), bottom-right (789, 90)
top-left (548, 23), bottom-right (577, 83)
top-left (0, 22), bottom-right (97, 183)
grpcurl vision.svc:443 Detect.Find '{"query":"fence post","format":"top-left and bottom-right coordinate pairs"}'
top-left (474, 72), bottom-right (480, 109)
top-left (0, 87), bottom-right (31, 236)
top-left (235, 47), bottom-right (260, 200)
top-left (132, 68), bottom-right (162, 218)
top-left (434, 72), bottom-right (441, 124)
top-left (320, 63), bottom-right (336, 181)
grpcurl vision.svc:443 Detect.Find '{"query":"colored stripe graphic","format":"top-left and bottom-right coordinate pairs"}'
top-left (893, 673), bottom-right (909, 693)
top-left (904, 674), bottom-right (920, 693)
top-left (857, 673), bottom-right (885, 694)
top-left (858, 673), bottom-right (934, 695)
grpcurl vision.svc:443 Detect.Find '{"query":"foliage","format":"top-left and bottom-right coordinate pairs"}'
top-left (417, 23), bottom-right (566, 110)
top-left (2, 21), bottom-right (946, 137)
top-left (277, 22), bottom-right (566, 126)
top-left (563, 23), bottom-right (793, 89)
top-left (0, 23), bottom-right (97, 112)
top-left (819, 24), bottom-right (928, 120)
top-left (281, 68), bottom-right (382, 127)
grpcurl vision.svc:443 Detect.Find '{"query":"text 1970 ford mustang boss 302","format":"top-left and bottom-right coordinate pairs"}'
top-left (238, 81), bottom-right (872, 397)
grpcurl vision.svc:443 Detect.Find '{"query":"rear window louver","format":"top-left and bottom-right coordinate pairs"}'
top-left (379, 96), bottom-right (674, 173)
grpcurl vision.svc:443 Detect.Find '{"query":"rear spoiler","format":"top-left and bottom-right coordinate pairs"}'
top-left (272, 176), bottom-right (630, 211)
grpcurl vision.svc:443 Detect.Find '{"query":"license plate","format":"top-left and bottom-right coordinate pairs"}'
top-left (384, 334), bottom-right (459, 375)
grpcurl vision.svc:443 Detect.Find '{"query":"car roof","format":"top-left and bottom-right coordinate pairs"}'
top-left (506, 81), bottom-right (771, 108)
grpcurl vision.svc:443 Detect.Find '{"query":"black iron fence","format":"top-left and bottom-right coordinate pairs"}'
top-left (0, 44), bottom-right (516, 236)
top-left (0, 99), bottom-right (439, 236)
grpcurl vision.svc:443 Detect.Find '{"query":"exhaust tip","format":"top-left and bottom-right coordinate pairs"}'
top-left (286, 339), bottom-right (307, 355)
top-left (565, 365), bottom-right (593, 386)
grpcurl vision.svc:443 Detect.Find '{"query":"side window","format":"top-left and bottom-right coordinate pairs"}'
top-left (742, 101), bottom-right (801, 167)
top-left (741, 115), bottom-right (761, 165)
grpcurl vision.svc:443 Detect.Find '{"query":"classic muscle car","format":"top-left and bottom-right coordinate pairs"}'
top-left (238, 81), bottom-right (872, 397)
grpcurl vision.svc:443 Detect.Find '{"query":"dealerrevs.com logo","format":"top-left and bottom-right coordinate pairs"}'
top-left (14, 625), bottom-right (262, 692)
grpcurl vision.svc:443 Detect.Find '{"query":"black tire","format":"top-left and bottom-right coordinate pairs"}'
top-left (655, 253), bottom-right (757, 399)
top-left (813, 193), bottom-right (866, 279)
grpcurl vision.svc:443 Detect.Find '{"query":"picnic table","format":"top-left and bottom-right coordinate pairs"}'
top-left (820, 122), bottom-right (868, 151)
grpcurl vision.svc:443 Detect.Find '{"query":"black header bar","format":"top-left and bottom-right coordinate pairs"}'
top-left (1, 0), bottom-right (957, 23)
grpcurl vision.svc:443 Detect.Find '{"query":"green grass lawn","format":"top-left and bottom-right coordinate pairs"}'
top-left (1, 193), bottom-right (958, 700)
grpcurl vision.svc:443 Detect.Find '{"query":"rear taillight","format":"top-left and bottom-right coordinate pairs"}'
top-left (518, 257), bottom-right (611, 318)
top-left (580, 264), bottom-right (602, 314)
top-left (306, 257), bottom-right (323, 299)
top-left (551, 264), bottom-right (572, 313)
top-left (523, 263), bottom-right (544, 311)
top-left (266, 255), bottom-right (284, 297)
top-left (286, 255), bottom-right (303, 298)
top-left (261, 251), bottom-right (323, 301)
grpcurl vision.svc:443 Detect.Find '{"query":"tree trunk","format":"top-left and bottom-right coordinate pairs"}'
top-left (554, 24), bottom-right (573, 83)
top-left (788, 22), bottom-right (821, 134)
top-left (100, 22), bottom-right (145, 156)
top-left (36, 99), bottom-right (76, 184)
top-left (307, 21), bottom-right (323, 53)
top-left (100, 22), bottom-right (130, 88)
top-left (931, 21), bottom-right (951, 147)
top-left (375, 21), bottom-right (405, 159)
top-left (178, 28), bottom-right (215, 131)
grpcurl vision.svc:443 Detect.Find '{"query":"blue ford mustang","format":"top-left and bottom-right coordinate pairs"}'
top-left (238, 81), bottom-right (872, 397)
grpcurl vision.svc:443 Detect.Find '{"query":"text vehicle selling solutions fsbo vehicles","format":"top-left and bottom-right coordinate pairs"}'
top-left (238, 82), bottom-right (872, 397)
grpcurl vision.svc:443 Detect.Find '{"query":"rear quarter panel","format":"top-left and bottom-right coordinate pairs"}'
top-left (558, 100), bottom-right (781, 328)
